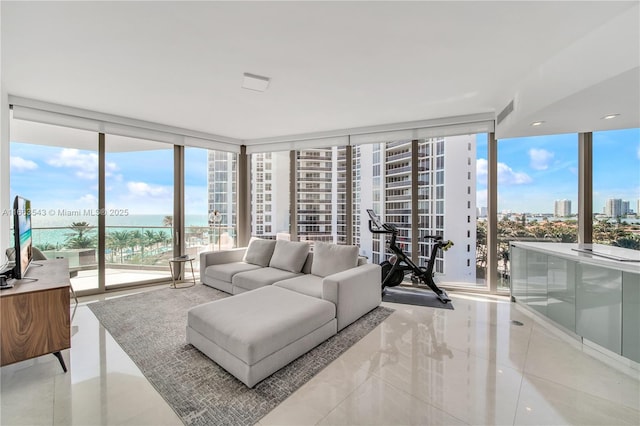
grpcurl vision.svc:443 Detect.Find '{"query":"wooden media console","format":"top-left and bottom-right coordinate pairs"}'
top-left (1, 259), bottom-right (71, 372)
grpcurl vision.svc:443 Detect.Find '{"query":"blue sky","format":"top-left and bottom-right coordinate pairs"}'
top-left (10, 129), bottom-right (640, 221)
top-left (9, 145), bottom-right (212, 223)
top-left (476, 128), bottom-right (640, 214)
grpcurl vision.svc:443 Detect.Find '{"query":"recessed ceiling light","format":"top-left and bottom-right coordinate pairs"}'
top-left (242, 73), bottom-right (270, 92)
top-left (601, 114), bottom-right (620, 120)
top-left (530, 121), bottom-right (544, 126)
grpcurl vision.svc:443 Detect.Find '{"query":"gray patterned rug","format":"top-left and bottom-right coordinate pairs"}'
top-left (88, 284), bottom-right (393, 425)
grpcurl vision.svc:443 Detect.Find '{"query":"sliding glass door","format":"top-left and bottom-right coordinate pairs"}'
top-left (104, 135), bottom-right (174, 288)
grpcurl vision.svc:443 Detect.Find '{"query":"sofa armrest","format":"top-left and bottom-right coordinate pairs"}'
top-left (200, 248), bottom-right (247, 272)
top-left (322, 263), bottom-right (382, 331)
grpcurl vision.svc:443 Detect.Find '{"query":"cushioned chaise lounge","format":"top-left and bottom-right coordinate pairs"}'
top-left (187, 239), bottom-right (382, 387)
top-left (187, 285), bottom-right (337, 387)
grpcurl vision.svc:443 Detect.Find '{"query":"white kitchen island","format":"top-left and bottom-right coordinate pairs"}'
top-left (510, 242), bottom-right (640, 364)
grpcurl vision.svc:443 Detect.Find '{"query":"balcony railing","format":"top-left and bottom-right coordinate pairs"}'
top-left (27, 225), bottom-right (237, 274)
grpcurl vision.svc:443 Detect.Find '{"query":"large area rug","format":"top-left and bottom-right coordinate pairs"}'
top-left (88, 284), bottom-right (393, 425)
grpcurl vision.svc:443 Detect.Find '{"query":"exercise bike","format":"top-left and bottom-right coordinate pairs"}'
top-left (367, 209), bottom-right (453, 304)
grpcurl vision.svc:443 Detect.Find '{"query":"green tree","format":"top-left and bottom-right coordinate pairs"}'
top-left (144, 229), bottom-right (159, 254)
top-left (130, 230), bottom-right (144, 258)
top-left (64, 221), bottom-right (96, 249)
top-left (614, 235), bottom-right (640, 250)
top-left (36, 242), bottom-right (56, 251)
top-left (156, 230), bottom-right (171, 251)
top-left (108, 230), bottom-right (131, 263)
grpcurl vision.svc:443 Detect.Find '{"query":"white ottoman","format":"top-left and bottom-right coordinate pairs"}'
top-left (186, 286), bottom-right (337, 387)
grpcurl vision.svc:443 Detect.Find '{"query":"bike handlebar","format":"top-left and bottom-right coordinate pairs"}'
top-left (368, 220), bottom-right (397, 234)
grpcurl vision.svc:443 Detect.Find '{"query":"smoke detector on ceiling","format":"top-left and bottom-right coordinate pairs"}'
top-left (242, 73), bottom-right (270, 92)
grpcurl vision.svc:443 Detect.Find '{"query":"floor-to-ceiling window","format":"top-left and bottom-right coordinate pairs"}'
top-left (475, 134), bottom-right (489, 287)
top-left (9, 115), bottom-right (99, 292)
top-left (593, 128), bottom-right (640, 250)
top-left (104, 135), bottom-right (174, 288)
top-left (351, 133), bottom-right (486, 288)
top-left (250, 151), bottom-right (290, 239)
top-left (352, 143), bottom-right (383, 262)
top-left (418, 135), bottom-right (481, 287)
top-left (183, 147), bottom-right (238, 273)
top-left (8, 104), bottom-right (243, 294)
top-left (497, 133), bottom-right (579, 289)
top-left (296, 147), bottom-right (347, 243)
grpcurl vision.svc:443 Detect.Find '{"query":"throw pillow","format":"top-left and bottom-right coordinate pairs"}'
top-left (243, 238), bottom-right (277, 267)
top-left (269, 240), bottom-right (310, 273)
top-left (311, 242), bottom-right (359, 277)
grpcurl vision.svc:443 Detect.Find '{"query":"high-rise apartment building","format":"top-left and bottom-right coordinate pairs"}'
top-left (244, 135), bottom-right (477, 284)
top-left (605, 198), bottom-right (624, 218)
top-left (296, 147), bottom-right (347, 243)
top-left (207, 151), bottom-right (236, 229)
top-left (355, 136), bottom-right (476, 283)
top-left (554, 199), bottom-right (572, 217)
top-left (250, 151), bottom-right (290, 238)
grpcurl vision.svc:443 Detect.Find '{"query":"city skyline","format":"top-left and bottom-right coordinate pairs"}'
top-left (9, 128), bottom-right (640, 218)
top-left (476, 128), bottom-right (640, 214)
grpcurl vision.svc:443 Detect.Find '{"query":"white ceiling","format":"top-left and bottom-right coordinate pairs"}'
top-left (2, 1), bottom-right (639, 143)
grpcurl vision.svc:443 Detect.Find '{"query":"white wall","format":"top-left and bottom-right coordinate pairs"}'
top-left (1, 1), bottom-right (11, 260)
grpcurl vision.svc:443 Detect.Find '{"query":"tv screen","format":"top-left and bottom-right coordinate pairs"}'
top-left (13, 196), bottom-right (33, 279)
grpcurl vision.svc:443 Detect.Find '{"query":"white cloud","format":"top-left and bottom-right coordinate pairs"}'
top-left (48, 148), bottom-right (117, 179)
top-left (528, 148), bottom-right (554, 170)
top-left (477, 158), bottom-right (532, 185)
top-left (477, 158), bottom-right (488, 181)
top-left (127, 181), bottom-right (170, 197)
top-left (476, 189), bottom-right (487, 208)
top-left (10, 156), bottom-right (38, 172)
top-left (79, 194), bottom-right (98, 208)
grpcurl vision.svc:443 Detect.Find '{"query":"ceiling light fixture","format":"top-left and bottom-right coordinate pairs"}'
top-left (601, 114), bottom-right (620, 120)
top-left (242, 73), bottom-right (270, 92)
top-left (530, 121), bottom-right (545, 126)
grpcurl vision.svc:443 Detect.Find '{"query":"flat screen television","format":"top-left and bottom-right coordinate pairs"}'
top-left (13, 196), bottom-right (33, 279)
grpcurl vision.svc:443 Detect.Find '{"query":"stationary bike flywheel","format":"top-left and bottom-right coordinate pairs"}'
top-left (380, 261), bottom-right (404, 288)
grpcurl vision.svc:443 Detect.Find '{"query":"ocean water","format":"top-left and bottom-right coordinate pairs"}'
top-left (27, 214), bottom-right (209, 249)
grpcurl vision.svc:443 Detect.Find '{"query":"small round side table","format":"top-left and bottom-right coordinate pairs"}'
top-left (168, 256), bottom-right (196, 289)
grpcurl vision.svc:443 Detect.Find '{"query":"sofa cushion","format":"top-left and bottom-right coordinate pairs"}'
top-left (187, 286), bottom-right (336, 365)
top-left (232, 267), bottom-right (301, 291)
top-left (204, 262), bottom-right (262, 283)
top-left (311, 242), bottom-right (359, 278)
top-left (274, 274), bottom-right (324, 299)
top-left (269, 240), bottom-right (310, 273)
top-left (242, 238), bottom-right (277, 267)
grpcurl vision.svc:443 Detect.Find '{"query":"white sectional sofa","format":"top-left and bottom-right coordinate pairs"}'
top-left (187, 239), bottom-right (381, 387)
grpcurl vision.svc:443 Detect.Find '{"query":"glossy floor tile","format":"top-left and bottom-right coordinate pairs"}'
top-left (2, 286), bottom-right (639, 426)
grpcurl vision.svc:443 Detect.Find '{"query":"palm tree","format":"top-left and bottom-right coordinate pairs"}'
top-left (130, 230), bottom-right (144, 259)
top-left (144, 229), bottom-right (158, 254)
top-left (67, 221), bottom-right (94, 239)
top-left (108, 230), bottom-right (131, 263)
top-left (64, 221), bottom-right (96, 249)
top-left (156, 230), bottom-right (171, 252)
top-left (162, 216), bottom-right (173, 227)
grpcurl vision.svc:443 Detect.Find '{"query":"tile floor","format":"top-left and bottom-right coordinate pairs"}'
top-left (1, 285), bottom-right (638, 425)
